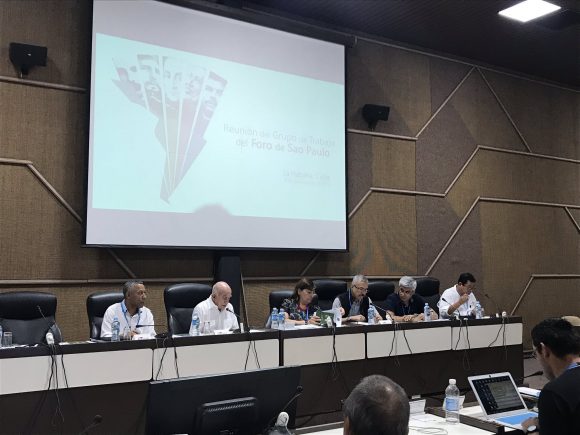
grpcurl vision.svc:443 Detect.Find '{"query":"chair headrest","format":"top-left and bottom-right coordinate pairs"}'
top-left (415, 277), bottom-right (440, 297)
top-left (313, 280), bottom-right (347, 299)
top-left (0, 291), bottom-right (56, 320)
top-left (164, 283), bottom-right (212, 309)
top-left (86, 292), bottom-right (124, 317)
top-left (368, 280), bottom-right (396, 300)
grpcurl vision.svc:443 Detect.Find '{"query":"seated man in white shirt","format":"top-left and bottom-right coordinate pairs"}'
top-left (101, 280), bottom-right (156, 339)
top-left (192, 281), bottom-right (239, 332)
top-left (437, 272), bottom-right (479, 319)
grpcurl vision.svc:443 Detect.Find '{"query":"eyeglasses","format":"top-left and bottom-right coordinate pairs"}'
top-left (399, 287), bottom-right (413, 295)
top-left (353, 285), bottom-right (368, 293)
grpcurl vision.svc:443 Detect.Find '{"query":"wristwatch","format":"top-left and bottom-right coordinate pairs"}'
top-left (526, 424), bottom-right (537, 433)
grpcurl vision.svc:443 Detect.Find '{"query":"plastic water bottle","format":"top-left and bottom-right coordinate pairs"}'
top-left (0, 324), bottom-right (3, 347)
top-left (111, 316), bottom-right (120, 342)
top-left (367, 306), bottom-right (375, 325)
top-left (475, 302), bottom-right (482, 319)
top-left (480, 304), bottom-right (485, 319)
top-left (424, 303), bottom-right (431, 321)
top-left (445, 379), bottom-right (460, 423)
top-left (189, 314), bottom-right (200, 336)
top-left (271, 308), bottom-right (279, 329)
top-left (334, 307), bottom-right (342, 327)
top-left (278, 309), bottom-right (286, 330)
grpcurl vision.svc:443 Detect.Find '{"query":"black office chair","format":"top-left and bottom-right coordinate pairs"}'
top-left (368, 280), bottom-right (396, 312)
top-left (269, 290), bottom-right (293, 312)
top-left (415, 276), bottom-right (441, 313)
top-left (312, 279), bottom-right (347, 310)
top-left (164, 283), bottom-right (212, 334)
top-left (0, 291), bottom-right (62, 345)
top-left (86, 291), bottom-right (124, 339)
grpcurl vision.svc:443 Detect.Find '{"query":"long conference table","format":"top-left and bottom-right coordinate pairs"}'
top-left (0, 317), bottom-right (523, 434)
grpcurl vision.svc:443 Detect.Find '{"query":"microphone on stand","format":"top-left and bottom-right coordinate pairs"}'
top-left (264, 386), bottom-right (303, 434)
top-left (371, 304), bottom-right (394, 323)
top-left (480, 292), bottom-right (501, 318)
top-left (226, 308), bottom-right (247, 332)
top-left (79, 414), bottom-right (103, 435)
top-left (134, 324), bottom-right (167, 339)
top-left (37, 305), bottom-right (62, 344)
top-left (440, 297), bottom-right (460, 319)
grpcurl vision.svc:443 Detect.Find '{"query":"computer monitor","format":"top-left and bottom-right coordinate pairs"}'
top-left (145, 366), bottom-right (301, 435)
top-left (195, 397), bottom-right (258, 435)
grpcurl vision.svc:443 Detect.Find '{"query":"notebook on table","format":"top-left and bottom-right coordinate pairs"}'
top-left (468, 372), bottom-right (538, 430)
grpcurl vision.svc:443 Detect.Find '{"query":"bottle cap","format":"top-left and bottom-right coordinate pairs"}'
top-left (449, 379), bottom-right (456, 384)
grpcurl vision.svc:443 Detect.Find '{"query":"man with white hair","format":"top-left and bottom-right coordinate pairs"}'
top-left (192, 281), bottom-right (239, 331)
top-left (385, 276), bottom-right (438, 322)
top-left (332, 275), bottom-right (382, 323)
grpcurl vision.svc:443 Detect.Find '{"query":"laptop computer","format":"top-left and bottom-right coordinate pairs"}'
top-left (468, 372), bottom-right (538, 430)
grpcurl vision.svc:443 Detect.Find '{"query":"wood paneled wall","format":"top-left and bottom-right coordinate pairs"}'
top-left (1, 1), bottom-right (578, 348)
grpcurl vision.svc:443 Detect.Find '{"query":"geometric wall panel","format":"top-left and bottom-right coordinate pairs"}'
top-left (1, 0), bottom-right (578, 347)
top-left (483, 70), bottom-right (580, 158)
top-left (347, 40), bottom-right (432, 137)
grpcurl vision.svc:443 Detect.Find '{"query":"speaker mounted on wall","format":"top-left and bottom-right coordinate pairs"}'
top-left (362, 104), bottom-right (390, 131)
top-left (9, 42), bottom-right (48, 77)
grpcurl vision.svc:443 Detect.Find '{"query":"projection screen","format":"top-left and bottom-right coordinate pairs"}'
top-left (87, 0), bottom-right (346, 250)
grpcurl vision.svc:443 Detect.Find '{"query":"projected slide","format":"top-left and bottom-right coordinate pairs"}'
top-left (87, 1), bottom-right (346, 249)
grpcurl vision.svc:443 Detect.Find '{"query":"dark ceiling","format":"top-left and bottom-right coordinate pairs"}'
top-left (241, 0), bottom-right (580, 88)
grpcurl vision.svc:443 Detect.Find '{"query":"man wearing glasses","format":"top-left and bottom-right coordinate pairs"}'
top-left (386, 276), bottom-right (438, 322)
top-left (438, 272), bottom-right (479, 318)
top-left (332, 275), bottom-right (382, 323)
top-left (522, 318), bottom-right (580, 434)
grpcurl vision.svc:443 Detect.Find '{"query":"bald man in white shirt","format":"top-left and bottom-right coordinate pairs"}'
top-left (192, 281), bottom-right (239, 333)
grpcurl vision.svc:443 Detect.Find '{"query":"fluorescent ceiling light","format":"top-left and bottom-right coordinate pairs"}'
top-left (498, 0), bottom-right (561, 23)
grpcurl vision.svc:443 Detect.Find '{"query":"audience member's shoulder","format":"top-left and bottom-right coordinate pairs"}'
top-left (544, 366), bottom-right (580, 393)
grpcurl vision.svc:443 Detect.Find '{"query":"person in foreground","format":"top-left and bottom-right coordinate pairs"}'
top-left (192, 281), bottom-right (239, 332)
top-left (437, 272), bottom-right (479, 318)
top-left (521, 318), bottom-right (580, 435)
top-left (281, 278), bottom-right (321, 325)
top-left (386, 276), bottom-right (438, 322)
top-left (101, 280), bottom-right (156, 339)
top-left (333, 274), bottom-right (382, 323)
top-left (343, 374), bottom-right (409, 435)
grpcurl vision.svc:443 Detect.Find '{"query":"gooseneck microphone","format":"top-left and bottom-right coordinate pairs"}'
top-left (37, 305), bottom-right (61, 344)
top-left (226, 307), bottom-right (247, 331)
top-left (480, 291), bottom-right (501, 317)
top-left (370, 303), bottom-right (394, 322)
top-left (524, 370), bottom-right (543, 378)
top-left (79, 414), bottom-right (103, 435)
top-left (264, 386), bottom-right (304, 433)
top-left (134, 324), bottom-right (167, 339)
top-left (440, 297), bottom-right (460, 319)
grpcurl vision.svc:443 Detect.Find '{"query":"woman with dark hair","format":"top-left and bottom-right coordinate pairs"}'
top-left (281, 278), bottom-right (321, 325)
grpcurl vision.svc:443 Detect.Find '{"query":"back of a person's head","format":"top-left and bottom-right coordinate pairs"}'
top-left (343, 375), bottom-right (409, 435)
top-left (531, 318), bottom-right (580, 358)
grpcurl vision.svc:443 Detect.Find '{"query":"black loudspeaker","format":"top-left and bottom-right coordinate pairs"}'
top-left (9, 42), bottom-right (48, 76)
top-left (362, 104), bottom-right (390, 130)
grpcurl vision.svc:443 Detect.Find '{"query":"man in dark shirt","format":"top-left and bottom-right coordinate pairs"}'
top-left (522, 318), bottom-right (580, 435)
top-left (385, 276), bottom-right (438, 322)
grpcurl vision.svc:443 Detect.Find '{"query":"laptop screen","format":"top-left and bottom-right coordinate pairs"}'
top-left (471, 375), bottom-right (526, 415)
